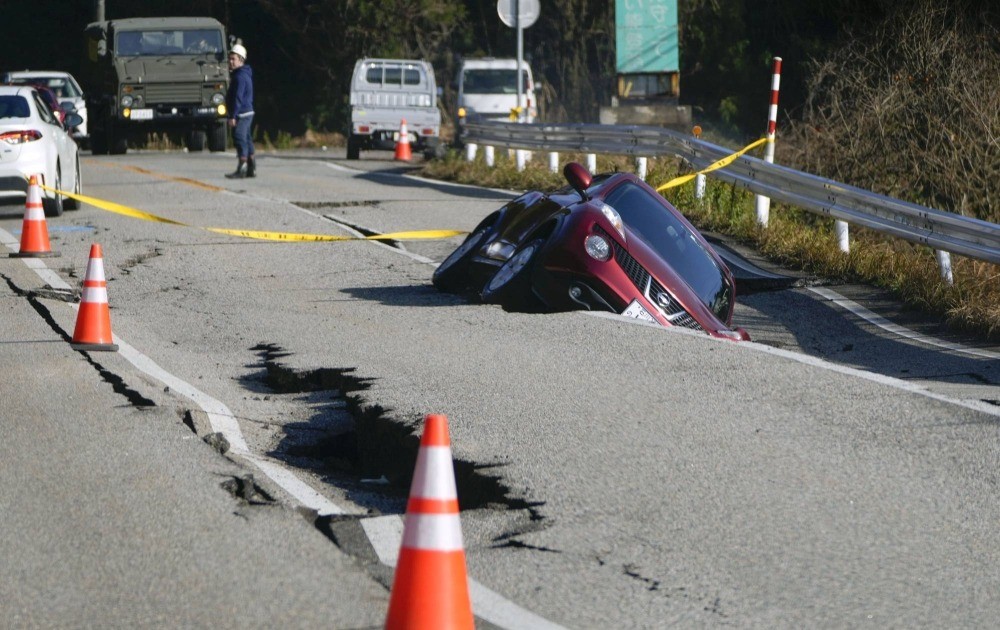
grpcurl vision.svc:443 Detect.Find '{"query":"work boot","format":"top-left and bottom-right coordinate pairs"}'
top-left (246, 155), bottom-right (256, 178)
top-left (225, 160), bottom-right (246, 179)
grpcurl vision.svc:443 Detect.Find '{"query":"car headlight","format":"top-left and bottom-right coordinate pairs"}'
top-left (584, 234), bottom-right (611, 261)
top-left (598, 202), bottom-right (626, 241)
top-left (120, 94), bottom-right (134, 107)
top-left (211, 92), bottom-right (225, 105)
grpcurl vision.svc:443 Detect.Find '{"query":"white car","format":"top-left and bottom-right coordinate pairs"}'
top-left (2, 70), bottom-right (88, 144)
top-left (0, 85), bottom-right (83, 216)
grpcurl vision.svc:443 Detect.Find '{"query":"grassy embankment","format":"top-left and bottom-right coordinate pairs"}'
top-left (422, 149), bottom-right (1000, 342)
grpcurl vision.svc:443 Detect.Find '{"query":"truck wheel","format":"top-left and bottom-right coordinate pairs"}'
top-left (110, 127), bottom-right (128, 155)
top-left (208, 123), bottom-right (227, 152)
top-left (185, 130), bottom-right (206, 152)
top-left (90, 132), bottom-right (108, 155)
top-left (346, 134), bottom-right (360, 160)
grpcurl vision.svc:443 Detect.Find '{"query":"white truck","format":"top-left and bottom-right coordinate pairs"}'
top-left (347, 58), bottom-right (442, 159)
top-left (456, 57), bottom-right (538, 124)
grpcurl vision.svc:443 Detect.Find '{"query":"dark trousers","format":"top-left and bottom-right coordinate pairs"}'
top-left (233, 115), bottom-right (255, 159)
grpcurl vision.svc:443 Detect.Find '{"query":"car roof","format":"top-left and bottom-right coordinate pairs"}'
top-left (0, 85), bottom-right (39, 96)
top-left (5, 70), bottom-right (74, 78)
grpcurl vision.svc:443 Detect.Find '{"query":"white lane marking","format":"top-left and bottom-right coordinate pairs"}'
top-left (587, 310), bottom-right (1000, 418)
top-left (808, 286), bottom-right (1000, 360)
top-left (363, 516), bottom-right (566, 630)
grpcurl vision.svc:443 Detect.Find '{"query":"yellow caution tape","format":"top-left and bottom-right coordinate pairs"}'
top-left (38, 183), bottom-right (465, 242)
top-left (656, 137), bottom-right (771, 192)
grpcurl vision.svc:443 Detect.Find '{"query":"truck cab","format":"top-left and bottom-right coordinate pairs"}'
top-left (456, 58), bottom-right (538, 124)
top-left (82, 17), bottom-right (230, 155)
top-left (347, 58), bottom-right (442, 160)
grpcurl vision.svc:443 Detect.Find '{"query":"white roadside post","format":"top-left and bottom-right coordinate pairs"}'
top-left (587, 153), bottom-right (597, 173)
top-left (836, 220), bottom-right (850, 253)
top-left (485, 145), bottom-right (495, 168)
top-left (755, 57), bottom-right (781, 226)
top-left (465, 143), bottom-right (477, 162)
top-left (548, 151), bottom-right (559, 173)
top-left (692, 125), bottom-right (706, 200)
top-left (936, 250), bottom-right (954, 285)
top-left (515, 148), bottom-right (527, 172)
top-left (636, 157), bottom-right (647, 181)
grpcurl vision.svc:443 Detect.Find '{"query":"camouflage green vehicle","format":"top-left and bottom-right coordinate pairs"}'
top-left (81, 16), bottom-right (230, 155)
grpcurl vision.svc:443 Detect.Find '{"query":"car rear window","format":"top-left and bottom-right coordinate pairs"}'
top-left (602, 182), bottom-right (732, 320)
top-left (0, 96), bottom-right (30, 119)
top-left (365, 65), bottom-right (422, 86)
top-left (462, 69), bottom-right (531, 94)
top-left (7, 77), bottom-right (81, 99)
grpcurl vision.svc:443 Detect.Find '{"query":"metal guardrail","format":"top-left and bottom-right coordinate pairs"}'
top-left (462, 121), bottom-right (1000, 266)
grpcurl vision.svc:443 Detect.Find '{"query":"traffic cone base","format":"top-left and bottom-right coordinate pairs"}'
top-left (386, 550), bottom-right (472, 629)
top-left (10, 175), bottom-right (60, 258)
top-left (71, 244), bottom-right (118, 352)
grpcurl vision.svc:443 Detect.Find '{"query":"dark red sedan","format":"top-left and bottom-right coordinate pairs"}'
top-left (433, 162), bottom-right (750, 341)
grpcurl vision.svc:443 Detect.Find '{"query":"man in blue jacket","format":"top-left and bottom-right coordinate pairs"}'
top-left (225, 43), bottom-right (256, 178)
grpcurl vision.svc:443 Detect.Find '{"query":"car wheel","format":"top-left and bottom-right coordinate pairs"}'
top-left (64, 155), bottom-right (82, 210)
top-left (208, 122), bottom-right (227, 152)
top-left (432, 215), bottom-right (497, 294)
top-left (346, 134), bottom-right (360, 160)
top-left (480, 238), bottom-right (546, 311)
top-left (42, 166), bottom-right (64, 217)
top-left (185, 130), bottom-right (206, 152)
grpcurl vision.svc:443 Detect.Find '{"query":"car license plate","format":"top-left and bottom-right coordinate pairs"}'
top-left (130, 108), bottom-right (153, 120)
top-left (622, 299), bottom-right (655, 322)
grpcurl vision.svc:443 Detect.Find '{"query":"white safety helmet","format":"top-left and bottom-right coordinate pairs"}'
top-left (231, 44), bottom-right (247, 60)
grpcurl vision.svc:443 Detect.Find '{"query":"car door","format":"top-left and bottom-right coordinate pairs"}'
top-left (31, 89), bottom-right (76, 189)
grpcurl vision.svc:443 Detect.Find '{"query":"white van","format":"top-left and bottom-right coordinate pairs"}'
top-left (456, 58), bottom-right (537, 123)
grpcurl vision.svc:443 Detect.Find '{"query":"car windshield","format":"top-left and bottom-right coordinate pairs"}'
top-left (602, 182), bottom-right (732, 320)
top-left (116, 29), bottom-right (223, 56)
top-left (462, 69), bottom-right (530, 94)
top-left (0, 95), bottom-right (31, 119)
top-left (7, 77), bottom-right (81, 99)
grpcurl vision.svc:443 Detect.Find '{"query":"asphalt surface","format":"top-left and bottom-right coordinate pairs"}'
top-left (1, 148), bottom-right (998, 627)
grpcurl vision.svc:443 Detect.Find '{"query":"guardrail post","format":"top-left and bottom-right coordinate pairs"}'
top-left (587, 153), bottom-right (597, 173)
top-left (465, 143), bottom-right (477, 162)
top-left (548, 151), bottom-right (559, 173)
top-left (485, 145), bottom-right (495, 168)
top-left (515, 149), bottom-right (527, 172)
top-left (755, 57), bottom-right (782, 226)
top-left (636, 157), bottom-right (647, 181)
top-left (835, 220), bottom-right (850, 253)
top-left (692, 126), bottom-right (706, 200)
top-left (936, 250), bottom-right (954, 285)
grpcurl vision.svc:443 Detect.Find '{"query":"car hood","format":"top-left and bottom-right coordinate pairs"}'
top-left (116, 57), bottom-right (227, 82)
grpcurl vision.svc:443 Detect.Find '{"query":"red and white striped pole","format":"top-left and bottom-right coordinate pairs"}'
top-left (755, 57), bottom-right (782, 226)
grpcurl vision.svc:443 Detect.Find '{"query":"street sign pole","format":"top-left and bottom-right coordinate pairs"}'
top-left (498, 0), bottom-right (539, 123)
top-left (516, 0), bottom-right (524, 121)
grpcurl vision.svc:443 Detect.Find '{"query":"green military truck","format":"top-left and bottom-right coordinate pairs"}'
top-left (81, 16), bottom-right (231, 155)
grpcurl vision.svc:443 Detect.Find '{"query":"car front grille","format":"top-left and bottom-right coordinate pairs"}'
top-left (145, 84), bottom-right (202, 104)
top-left (602, 229), bottom-right (703, 331)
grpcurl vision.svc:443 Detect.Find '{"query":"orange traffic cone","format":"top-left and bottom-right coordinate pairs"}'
top-left (71, 244), bottom-right (118, 352)
top-left (385, 414), bottom-right (473, 630)
top-left (9, 175), bottom-right (59, 258)
top-left (394, 118), bottom-right (412, 162)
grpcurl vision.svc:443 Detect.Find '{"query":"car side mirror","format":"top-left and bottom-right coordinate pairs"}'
top-left (563, 162), bottom-right (592, 201)
top-left (60, 101), bottom-right (77, 112)
top-left (64, 112), bottom-right (84, 129)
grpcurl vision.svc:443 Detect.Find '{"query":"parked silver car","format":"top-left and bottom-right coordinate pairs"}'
top-left (0, 85), bottom-right (83, 216)
top-left (3, 70), bottom-right (89, 145)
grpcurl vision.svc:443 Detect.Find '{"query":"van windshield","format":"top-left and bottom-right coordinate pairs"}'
top-left (462, 69), bottom-right (530, 95)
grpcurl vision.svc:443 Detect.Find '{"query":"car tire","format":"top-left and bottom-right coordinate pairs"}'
top-left (64, 156), bottom-right (82, 210)
top-left (432, 215), bottom-right (497, 294)
top-left (42, 166), bottom-right (64, 217)
top-left (480, 237), bottom-right (546, 311)
top-left (346, 134), bottom-right (360, 160)
top-left (208, 122), bottom-right (227, 152)
top-left (186, 130), bottom-right (206, 152)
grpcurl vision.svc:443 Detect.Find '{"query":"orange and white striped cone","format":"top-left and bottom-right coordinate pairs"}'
top-left (9, 175), bottom-right (59, 258)
top-left (71, 244), bottom-right (118, 352)
top-left (385, 414), bottom-right (473, 630)
top-left (394, 118), bottom-right (413, 162)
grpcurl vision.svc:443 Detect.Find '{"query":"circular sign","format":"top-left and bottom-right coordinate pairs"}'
top-left (497, 0), bottom-right (540, 28)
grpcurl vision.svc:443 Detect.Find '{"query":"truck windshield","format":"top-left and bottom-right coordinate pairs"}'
top-left (462, 69), bottom-right (530, 95)
top-left (116, 29), bottom-right (223, 56)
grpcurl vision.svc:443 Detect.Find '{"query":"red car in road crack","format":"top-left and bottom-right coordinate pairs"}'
top-left (433, 162), bottom-right (750, 341)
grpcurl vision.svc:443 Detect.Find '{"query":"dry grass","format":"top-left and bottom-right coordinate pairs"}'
top-left (422, 150), bottom-right (1000, 341)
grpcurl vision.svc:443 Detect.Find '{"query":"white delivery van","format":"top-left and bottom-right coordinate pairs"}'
top-left (347, 58), bottom-right (442, 159)
top-left (456, 58), bottom-right (537, 123)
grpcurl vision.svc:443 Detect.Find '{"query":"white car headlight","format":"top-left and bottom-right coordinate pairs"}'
top-left (598, 202), bottom-right (625, 241)
top-left (584, 234), bottom-right (611, 261)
